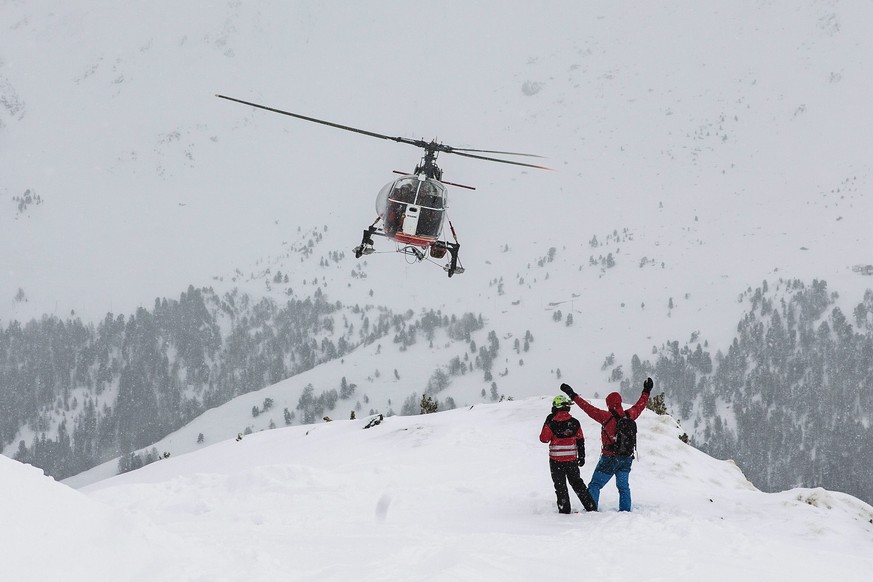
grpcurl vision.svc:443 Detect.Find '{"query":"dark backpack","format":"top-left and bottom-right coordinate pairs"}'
top-left (547, 415), bottom-right (581, 439)
top-left (607, 412), bottom-right (637, 457)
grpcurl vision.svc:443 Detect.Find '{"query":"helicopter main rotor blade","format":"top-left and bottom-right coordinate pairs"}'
top-left (446, 147), bottom-right (545, 158)
top-left (215, 94), bottom-right (422, 147)
top-left (216, 94), bottom-right (551, 170)
top-left (449, 150), bottom-right (553, 171)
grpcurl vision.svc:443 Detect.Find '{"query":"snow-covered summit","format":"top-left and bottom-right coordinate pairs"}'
top-left (12, 396), bottom-right (872, 581)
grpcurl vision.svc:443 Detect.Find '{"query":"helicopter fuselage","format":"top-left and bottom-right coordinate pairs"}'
top-left (375, 174), bottom-right (448, 247)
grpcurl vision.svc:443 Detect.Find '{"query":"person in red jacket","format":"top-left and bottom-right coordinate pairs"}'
top-left (559, 377), bottom-right (653, 511)
top-left (539, 395), bottom-right (598, 514)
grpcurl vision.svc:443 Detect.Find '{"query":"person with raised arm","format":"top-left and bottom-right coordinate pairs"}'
top-left (559, 377), bottom-right (653, 511)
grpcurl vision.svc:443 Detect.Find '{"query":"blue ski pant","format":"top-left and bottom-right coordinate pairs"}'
top-left (587, 454), bottom-right (634, 512)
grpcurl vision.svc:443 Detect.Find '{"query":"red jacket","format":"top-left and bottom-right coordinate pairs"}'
top-left (571, 391), bottom-right (649, 456)
top-left (539, 410), bottom-right (586, 462)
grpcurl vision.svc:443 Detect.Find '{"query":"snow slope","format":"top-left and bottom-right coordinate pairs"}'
top-left (0, 455), bottom-right (186, 581)
top-left (11, 397), bottom-right (873, 581)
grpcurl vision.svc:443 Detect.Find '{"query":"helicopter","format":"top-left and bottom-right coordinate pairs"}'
top-left (215, 94), bottom-right (550, 277)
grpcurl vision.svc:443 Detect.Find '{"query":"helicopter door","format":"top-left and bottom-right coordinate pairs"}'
top-left (401, 205), bottom-right (420, 236)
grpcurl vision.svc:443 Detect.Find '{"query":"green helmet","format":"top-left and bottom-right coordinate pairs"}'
top-left (552, 394), bottom-right (571, 409)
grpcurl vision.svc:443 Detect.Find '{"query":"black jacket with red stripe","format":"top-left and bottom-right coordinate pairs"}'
top-left (539, 410), bottom-right (586, 463)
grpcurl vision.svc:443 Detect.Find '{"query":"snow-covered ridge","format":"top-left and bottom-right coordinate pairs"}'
top-left (10, 397), bottom-right (873, 581)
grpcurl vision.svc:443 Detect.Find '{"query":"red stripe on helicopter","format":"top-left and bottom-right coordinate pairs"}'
top-left (392, 233), bottom-right (436, 247)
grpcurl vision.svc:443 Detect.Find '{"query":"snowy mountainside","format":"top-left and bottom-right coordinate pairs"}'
top-left (3, 1), bottom-right (873, 504)
top-left (24, 398), bottom-right (873, 581)
top-left (2, 1), bottom-right (871, 323)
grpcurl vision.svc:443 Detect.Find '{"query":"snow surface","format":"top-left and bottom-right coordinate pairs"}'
top-left (10, 398), bottom-right (873, 581)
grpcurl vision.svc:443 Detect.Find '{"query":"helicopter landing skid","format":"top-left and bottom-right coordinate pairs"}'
top-left (353, 244), bottom-right (375, 258)
top-left (444, 264), bottom-right (465, 276)
top-left (353, 225), bottom-right (380, 258)
top-left (399, 246), bottom-right (426, 261)
top-left (432, 240), bottom-right (464, 277)
top-left (352, 224), bottom-right (464, 277)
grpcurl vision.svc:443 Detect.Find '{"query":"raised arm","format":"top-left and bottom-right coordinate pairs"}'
top-left (560, 383), bottom-right (611, 424)
top-left (627, 377), bottom-right (654, 420)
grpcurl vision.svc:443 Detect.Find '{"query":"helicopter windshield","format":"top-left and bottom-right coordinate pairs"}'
top-left (415, 180), bottom-right (445, 209)
top-left (391, 178), bottom-right (418, 203)
top-left (377, 176), bottom-right (447, 241)
top-left (382, 177), bottom-right (446, 209)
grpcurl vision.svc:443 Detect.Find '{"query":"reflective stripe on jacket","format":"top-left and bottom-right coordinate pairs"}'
top-left (539, 410), bottom-right (585, 462)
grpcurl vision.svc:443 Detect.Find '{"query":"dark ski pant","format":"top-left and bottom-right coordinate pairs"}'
top-left (549, 459), bottom-right (598, 513)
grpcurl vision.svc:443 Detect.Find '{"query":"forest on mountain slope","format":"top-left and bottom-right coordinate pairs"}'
top-left (3, 274), bottom-right (872, 506)
top-left (1, 283), bottom-right (489, 479)
top-left (620, 279), bottom-right (873, 503)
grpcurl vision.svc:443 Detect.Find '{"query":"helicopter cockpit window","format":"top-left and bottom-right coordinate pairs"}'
top-left (415, 180), bottom-right (445, 209)
top-left (383, 200), bottom-right (405, 237)
top-left (390, 179), bottom-right (417, 204)
top-left (417, 208), bottom-right (443, 237)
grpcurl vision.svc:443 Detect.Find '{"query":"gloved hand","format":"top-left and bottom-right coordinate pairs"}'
top-left (643, 377), bottom-right (654, 394)
top-left (560, 383), bottom-right (577, 398)
top-left (577, 457), bottom-right (585, 467)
